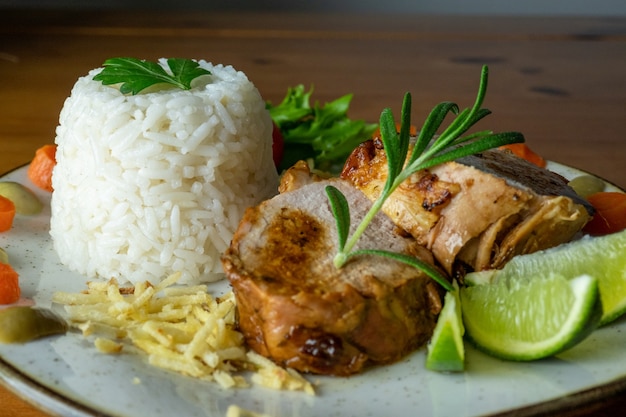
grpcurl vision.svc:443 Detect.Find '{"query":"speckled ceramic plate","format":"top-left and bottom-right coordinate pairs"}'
top-left (1, 162), bottom-right (625, 417)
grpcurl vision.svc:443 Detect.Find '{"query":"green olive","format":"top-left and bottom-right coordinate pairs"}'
top-left (0, 181), bottom-right (43, 215)
top-left (568, 175), bottom-right (606, 199)
top-left (0, 306), bottom-right (67, 344)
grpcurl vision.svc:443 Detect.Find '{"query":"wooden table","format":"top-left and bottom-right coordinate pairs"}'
top-left (1, 9), bottom-right (625, 417)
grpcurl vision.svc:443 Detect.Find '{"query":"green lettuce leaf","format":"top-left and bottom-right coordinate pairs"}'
top-left (268, 85), bottom-right (378, 172)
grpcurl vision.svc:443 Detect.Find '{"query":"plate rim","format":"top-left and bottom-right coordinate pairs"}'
top-left (0, 160), bottom-right (625, 417)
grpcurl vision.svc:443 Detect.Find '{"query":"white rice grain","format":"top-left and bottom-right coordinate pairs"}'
top-left (50, 60), bottom-right (278, 284)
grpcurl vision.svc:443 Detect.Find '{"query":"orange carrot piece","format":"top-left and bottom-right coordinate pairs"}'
top-left (583, 192), bottom-right (626, 236)
top-left (0, 196), bottom-right (16, 233)
top-left (0, 262), bottom-right (20, 304)
top-left (499, 143), bottom-right (547, 168)
top-left (27, 144), bottom-right (57, 192)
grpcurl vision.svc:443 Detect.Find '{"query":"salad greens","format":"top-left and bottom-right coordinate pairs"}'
top-left (267, 85), bottom-right (378, 172)
top-left (93, 58), bottom-right (211, 95)
top-left (325, 65), bottom-right (525, 291)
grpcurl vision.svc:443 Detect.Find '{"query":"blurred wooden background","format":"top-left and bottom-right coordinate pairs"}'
top-left (1, 0), bottom-right (626, 15)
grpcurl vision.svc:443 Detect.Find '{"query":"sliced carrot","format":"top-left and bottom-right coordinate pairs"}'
top-left (583, 192), bottom-right (626, 236)
top-left (499, 143), bottom-right (547, 168)
top-left (372, 123), bottom-right (417, 139)
top-left (0, 196), bottom-right (16, 233)
top-left (27, 144), bottom-right (57, 192)
top-left (0, 262), bottom-right (20, 304)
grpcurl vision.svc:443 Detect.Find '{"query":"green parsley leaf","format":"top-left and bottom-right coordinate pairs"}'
top-left (268, 85), bottom-right (378, 172)
top-left (93, 57), bottom-right (211, 95)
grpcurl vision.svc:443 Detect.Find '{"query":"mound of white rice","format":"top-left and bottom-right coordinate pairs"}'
top-left (50, 60), bottom-right (279, 284)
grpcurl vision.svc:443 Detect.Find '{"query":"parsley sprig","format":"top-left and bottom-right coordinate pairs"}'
top-left (267, 85), bottom-right (378, 172)
top-left (93, 57), bottom-right (211, 95)
top-left (325, 66), bottom-right (524, 291)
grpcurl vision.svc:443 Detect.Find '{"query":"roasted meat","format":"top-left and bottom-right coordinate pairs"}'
top-left (341, 139), bottom-right (593, 276)
top-left (221, 171), bottom-right (444, 376)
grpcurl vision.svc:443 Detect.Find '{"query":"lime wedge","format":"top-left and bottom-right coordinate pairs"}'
top-left (460, 273), bottom-right (601, 361)
top-left (465, 229), bottom-right (626, 325)
top-left (426, 283), bottom-right (464, 372)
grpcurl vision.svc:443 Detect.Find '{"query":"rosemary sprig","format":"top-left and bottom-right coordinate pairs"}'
top-left (325, 65), bottom-right (524, 291)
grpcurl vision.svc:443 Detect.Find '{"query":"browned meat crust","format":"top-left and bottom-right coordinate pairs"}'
top-left (222, 179), bottom-right (443, 376)
top-left (341, 139), bottom-right (592, 276)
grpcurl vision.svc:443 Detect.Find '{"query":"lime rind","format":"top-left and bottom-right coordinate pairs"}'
top-left (426, 283), bottom-right (465, 372)
top-left (465, 229), bottom-right (626, 326)
top-left (460, 274), bottom-right (602, 361)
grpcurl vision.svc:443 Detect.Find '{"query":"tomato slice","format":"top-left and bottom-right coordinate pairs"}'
top-left (583, 192), bottom-right (626, 236)
top-left (272, 122), bottom-right (284, 168)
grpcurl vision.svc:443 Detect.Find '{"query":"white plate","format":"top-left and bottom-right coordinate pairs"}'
top-left (0, 162), bottom-right (624, 417)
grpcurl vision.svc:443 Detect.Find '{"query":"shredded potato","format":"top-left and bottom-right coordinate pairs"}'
top-left (52, 272), bottom-right (314, 395)
top-left (226, 404), bottom-right (274, 417)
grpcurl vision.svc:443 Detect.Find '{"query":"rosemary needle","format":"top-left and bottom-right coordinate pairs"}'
top-left (326, 65), bottom-right (524, 291)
